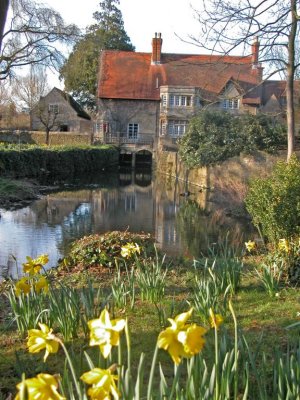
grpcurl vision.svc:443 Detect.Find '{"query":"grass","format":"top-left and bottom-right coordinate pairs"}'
top-left (0, 177), bottom-right (38, 205)
top-left (0, 250), bottom-right (300, 398)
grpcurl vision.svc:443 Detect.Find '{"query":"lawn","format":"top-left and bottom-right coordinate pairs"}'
top-left (0, 234), bottom-right (300, 399)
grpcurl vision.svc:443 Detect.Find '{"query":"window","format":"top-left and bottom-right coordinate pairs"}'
top-left (128, 123), bottom-right (139, 139)
top-left (222, 99), bottom-right (239, 109)
top-left (161, 95), bottom-right (167, 106)
top-left (167, 120), bottom-right (188, 136)
top-left (49, 104), bottom-right (59, 114)
top-left (169, 95), bottom-right (192, 107)
top-left (103, 123), bottom-right (110, 133)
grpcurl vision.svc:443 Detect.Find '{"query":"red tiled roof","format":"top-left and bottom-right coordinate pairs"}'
top-left (98, 51), bottom-right (259, 100)
top-left (261, 80), bottom-right (286, 104)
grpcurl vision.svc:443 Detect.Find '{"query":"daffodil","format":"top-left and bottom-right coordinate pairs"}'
top-left (15, 373), bottom-right (65, 400)
top-left (157, 308), bottom-right (207, 364)
top-left (278, 238), bottom-right (290, 253)
top-left (34, 275), bottom-right (49, 294)
top-left (15, 277), bottom-right (31, 296)
top-left (245, 240), bottom-right (256, 252)
top-left (81, 367), bottom-right (119, 399)
top-left (209, 309), bottom-right (224, 330)
top-left (88, 309), bottom-right (126, 358)
top-left (120, 242), bottom-right (141, 258)
top-left (27, 323), bottom-right (59, 362)
top-left (23, 254), bottom-right (49, 275)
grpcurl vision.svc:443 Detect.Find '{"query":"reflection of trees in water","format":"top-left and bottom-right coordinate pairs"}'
top-left (176, 199), bottom-right (246, 258)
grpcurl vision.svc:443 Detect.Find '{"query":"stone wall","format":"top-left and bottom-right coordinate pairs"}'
top-left (155, 150), bottom-right (290, 215)
top-left (0, 131), bottom-right (92, 146)
top-left (156, 150), bottom-right (288, 187)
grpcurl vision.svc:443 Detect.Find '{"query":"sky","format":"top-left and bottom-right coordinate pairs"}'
top-left (40, 0), bottom-right (203, 87)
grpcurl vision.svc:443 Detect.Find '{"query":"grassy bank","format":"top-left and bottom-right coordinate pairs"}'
top-left (0, 233), bottom-right (300, 399)
top-left (0, 178), bottom-right (40, 208)
top-left (0, 144), bottom-right (119, 180)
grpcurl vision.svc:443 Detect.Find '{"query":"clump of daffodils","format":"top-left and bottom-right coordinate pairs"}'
top-left (245, 240), bottom-right (256, 253)
top-left (157, 308), bottom-right (207, 364)
top-left (13, 254), bottom-right (50, 297)
top-left (278, 238), bottom-right (290, 253)
top-left (15, 373), bottom-right (65, 400)
top-left (121, 242), bottom-right (141, 258)
top-left (81, 367), bottom-right (120, 400)
top-left (27, 323), bottom-right (59, 362)
top-left (23, 254), bottom-right (49, 275)
top-left (88, 308), bottom-right (126, 358)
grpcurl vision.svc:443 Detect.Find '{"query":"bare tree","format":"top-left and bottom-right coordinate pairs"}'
top-left (1, 0), bottom-right (80, 80)
top-left (35, 104), bottom-right (61, 145)
top-left (190, 0), bottom-right (300, 160)
top-left (12, 66), bottom-right (50, 111)
top-left (0, 0), bottom-right (9, 52)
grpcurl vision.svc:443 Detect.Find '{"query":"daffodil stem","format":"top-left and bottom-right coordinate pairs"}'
top-left (125, 319), bottom-right (131, 370)
top-left (169, 363), bottom-right (182, 400)
top-left (229, 300), bottom-right (238, 400)
top-left (57, 339), bottom-right (82, 398)
top-left (214, 325), bottom-right (219, 400)
top-left (147, 345), bottom-right (159, 400)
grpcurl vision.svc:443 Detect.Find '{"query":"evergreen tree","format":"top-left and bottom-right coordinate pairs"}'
top-left (60, 0), bottom-right (135, 109)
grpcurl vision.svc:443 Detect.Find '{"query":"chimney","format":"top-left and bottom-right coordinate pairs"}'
top-left (251, 36), bottom-right (259, 65)
top-left (151, 32), bottom-right (163, 65)
top-left (251, 36), bottom-right (263, 82)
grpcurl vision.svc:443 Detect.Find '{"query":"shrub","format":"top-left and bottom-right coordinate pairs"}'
top-left (178, 110), bottom-right (286, 168)
top-left (245, 155), bottom-right (300, 243)
top-left (60, 231), bottom-right (155, 271)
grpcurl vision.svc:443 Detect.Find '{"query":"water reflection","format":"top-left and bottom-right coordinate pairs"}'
top-left (0, 170), bottom-right (255, 279)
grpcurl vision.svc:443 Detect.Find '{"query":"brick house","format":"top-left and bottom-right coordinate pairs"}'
top-left (31, 87), bottom-right (92, 133)
top-left (96, 33), bottom-right (292, 149)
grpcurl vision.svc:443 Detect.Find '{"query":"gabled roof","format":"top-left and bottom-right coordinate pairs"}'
top-left (98, 51), bottom-right (260, 101)
top-left (45, 88), bottom-right (91, 120)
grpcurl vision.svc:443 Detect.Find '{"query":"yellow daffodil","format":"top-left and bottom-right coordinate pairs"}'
top-left (34, 275), bottom-right (49, 294)
top-left (88, 309), bottom-right (126, 358)
top-left (245, 240), bottom-right (256, 252)
top-left (81, 367), bottom-right (119, 400)
top-left (15, 373), bottom-right (65, 400)
top-left (23, 254), bottom-right (49, 275)
top-left (15, 277), bottom-right (31, 297)
top-left (278, 238), bottom-right (290, 253)
top-left (157, 308), bottom-right (207, 364)
top-left (209, 309), bottom-right (224, 330)
top-left (120, 242), bottom-right (141, 258)
top-left (27, 323), bottom-right (59, 362)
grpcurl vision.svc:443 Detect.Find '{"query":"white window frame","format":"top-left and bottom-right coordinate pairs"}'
top-left (222, 98), bottom-right (239, 109)
top-left (128, 123), bottom-right (139, 139)
top-left (167, 120), bottom-right (188, 136)
top-left (169, 95), bottom-right (192, 107)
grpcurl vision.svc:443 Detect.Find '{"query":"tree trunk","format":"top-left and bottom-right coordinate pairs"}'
top-left (286, 0), bottom-right (297, 161)
top-left (0, 0), bottom-right (9, 52)
top-left (45, 128), bottom-right (50, 145)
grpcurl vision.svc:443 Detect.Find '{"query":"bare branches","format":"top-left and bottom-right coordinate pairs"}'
top-left (190, 0), bottom-right (299, 159)
top-left (0, 0), bottom-right (80, 80)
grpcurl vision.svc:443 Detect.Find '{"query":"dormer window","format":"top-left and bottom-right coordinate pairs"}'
top-left (222, 99), bottom-right (239, 109)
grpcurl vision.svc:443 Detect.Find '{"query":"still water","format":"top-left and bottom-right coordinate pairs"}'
top-left (0, 170), bottom-right (254, 279)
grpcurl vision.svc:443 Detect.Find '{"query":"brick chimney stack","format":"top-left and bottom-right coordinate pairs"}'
top-left (151, 32), bottom-right (163, 65)
top-left (251, 36), bottom-right (263, 82)
top-left (251, 36), bottom-right (259, 65)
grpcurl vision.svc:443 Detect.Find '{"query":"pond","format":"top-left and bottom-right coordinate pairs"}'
top-left (0, 170), bottom-right (256, 279)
